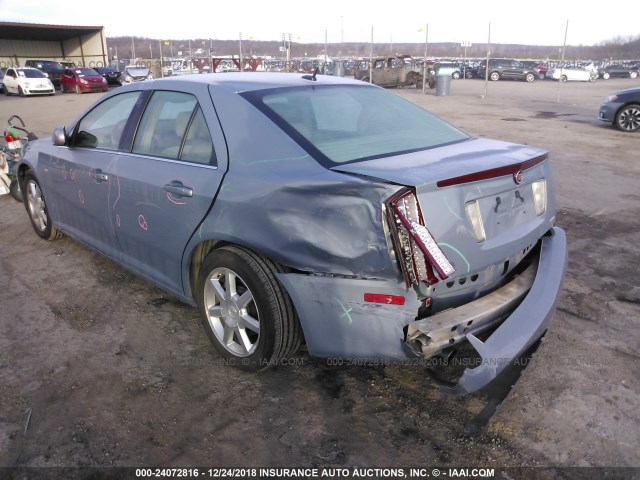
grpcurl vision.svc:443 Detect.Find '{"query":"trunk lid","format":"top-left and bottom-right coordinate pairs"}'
top-left (332, 138), bottom-right (557, 303)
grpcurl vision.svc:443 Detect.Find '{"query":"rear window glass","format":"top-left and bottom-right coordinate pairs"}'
top-left (242, 85), bottom-right (469, 166)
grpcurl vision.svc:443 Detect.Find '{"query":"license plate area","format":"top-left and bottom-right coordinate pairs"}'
top-left (477, 185), bottom-right (537, 238)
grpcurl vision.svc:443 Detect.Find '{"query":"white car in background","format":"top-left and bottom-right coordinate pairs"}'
top-left (2, 67), bottom-right (55, 96)
top-left (548, 65), bottom-right (598, 82)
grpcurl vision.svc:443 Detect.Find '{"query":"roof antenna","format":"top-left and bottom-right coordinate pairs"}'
top-left (302, 67), bottom-right (320, 81)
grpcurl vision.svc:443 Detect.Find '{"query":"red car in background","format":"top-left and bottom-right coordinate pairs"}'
top-left (59, 67), bottom-right (108, 94)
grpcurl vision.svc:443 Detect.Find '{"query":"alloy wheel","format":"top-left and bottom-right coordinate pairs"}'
top-left (204, 267), bottom-right (261, 357)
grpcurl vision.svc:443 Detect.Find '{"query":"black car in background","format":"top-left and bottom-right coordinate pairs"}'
top-left (95, 67), bottom-right (122, 86)
top-left (477, 58), bottom-right (538, 82)
top-left (24, 60), bottom-right (64, 88)
top-left (598, 64), bottom-right (639, 79)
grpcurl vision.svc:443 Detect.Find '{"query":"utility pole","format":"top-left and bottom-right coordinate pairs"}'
top-left (239, 33), bottom-right (244, 72)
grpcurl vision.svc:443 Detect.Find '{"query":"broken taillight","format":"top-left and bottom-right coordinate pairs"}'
top-left (386, 188), bottom-right (455, 287)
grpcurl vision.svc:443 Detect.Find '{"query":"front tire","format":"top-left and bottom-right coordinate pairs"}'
top-left (23, 172), bottom-right (63, 240)
top-left (490, 71), bottom-right (500, 81)
top-left (196, 246), bottom-right (302, 371)
top-left (615, 104), bottom-right (640, 132)
top-left (525, 73), bottom-right (535, 83)
top-left (75, 84), bottom-right (82, 94)
top-left (630, 71), bottom-right (638, 79)
top-left (602, 72), bottom-right (610, 80)
top-left (560, 75), bottom-right (568, 82)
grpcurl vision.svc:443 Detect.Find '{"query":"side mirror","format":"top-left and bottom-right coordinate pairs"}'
top-left (52, 126), bottom-right (67, 146)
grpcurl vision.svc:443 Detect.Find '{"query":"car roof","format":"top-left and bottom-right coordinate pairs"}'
top-left (147, 72), bottom-right (368, 92)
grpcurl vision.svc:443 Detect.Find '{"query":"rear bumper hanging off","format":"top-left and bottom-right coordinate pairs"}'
top-left (406, 227), bottom-right (567, 393)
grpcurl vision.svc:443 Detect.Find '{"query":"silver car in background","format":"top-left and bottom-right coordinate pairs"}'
top-left (16, 73), bottom-right (566, 393)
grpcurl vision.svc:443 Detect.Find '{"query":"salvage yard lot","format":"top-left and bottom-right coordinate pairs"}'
top-left (0, 77), bottom-right (638, 472)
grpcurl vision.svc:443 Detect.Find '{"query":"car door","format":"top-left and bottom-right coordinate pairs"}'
top-left (111, 86), bottom-right (225, 294)
top-left (503, 60), bottom-right (520, 79)
top-left (60, 69), bottom-right (73, 91)
top-left (40, 91), bottom-right (142, 259)
top-left (3, 69), bottom-right (17, 94)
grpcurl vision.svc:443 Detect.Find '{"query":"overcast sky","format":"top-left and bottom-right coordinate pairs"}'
top-left (1, 0), bottom-right (637, 46)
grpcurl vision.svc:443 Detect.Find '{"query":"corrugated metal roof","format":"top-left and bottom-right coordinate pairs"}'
top-left (0, 22), bottom-right (103, 41)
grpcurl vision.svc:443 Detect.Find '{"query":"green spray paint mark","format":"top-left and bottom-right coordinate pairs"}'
top-left (335, 298), bottom-right (353, 324)
top-left (439, 242), bottom-right (471, 273)
top-left (245, 154), bottom-right (311, 166)
top-left (444, 195), bottom-right (464, 223)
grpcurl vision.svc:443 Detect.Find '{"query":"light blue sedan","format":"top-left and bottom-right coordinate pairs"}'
top-left (17, 72), bottom-right (566, 393)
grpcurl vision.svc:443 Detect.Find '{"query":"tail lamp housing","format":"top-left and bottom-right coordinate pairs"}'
top-left (386, 188), bottom-right (455, 287)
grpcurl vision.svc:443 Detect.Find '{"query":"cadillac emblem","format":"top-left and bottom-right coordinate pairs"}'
top-left (513, 170), bottom-right (523, 185)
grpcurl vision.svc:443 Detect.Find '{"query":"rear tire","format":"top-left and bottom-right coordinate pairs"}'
top-left (196, 246), bottom-right (302, 371)
top-left (630, 71), bottom-right (638, 79)
top-left (23, 171), bottom-right (63, 240)
top-left (603, 72), bottom-right (610, 80)
top-left (452, 71), bottom-right (461, 80)
top-left (490, 71), bottom-right (500, 81)
top-left (560, 75), bottom-right (568, 82)
top-left (525, 73), bottom-right (535, 83)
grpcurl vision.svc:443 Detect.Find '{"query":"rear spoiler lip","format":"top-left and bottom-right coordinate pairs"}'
top-left (436, 154), bottom-right (548, 188)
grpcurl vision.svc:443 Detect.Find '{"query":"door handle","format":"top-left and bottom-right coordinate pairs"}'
top-left (164, 183), bottom-right (193, 198)
top-left (90, 169), bottom-right (109, 182)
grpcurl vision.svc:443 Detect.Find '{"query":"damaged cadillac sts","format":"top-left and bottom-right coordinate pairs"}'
top-left (16, 73), bottom-right (566, 393)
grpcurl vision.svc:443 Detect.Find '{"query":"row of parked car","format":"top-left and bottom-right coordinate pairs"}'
top-left (439, 58), bottom-right (640, 83)
top-left (1, 60), bottom-right (154, 97)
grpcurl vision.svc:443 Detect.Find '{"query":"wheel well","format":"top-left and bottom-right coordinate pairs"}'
top-left (187, 240), bottom-right (301, 301)
top-left (616, 102), bottom-right (640, 118)
top-left (188, 239), bottom-right (229, 300)
top-left (16, 164), bottom-right (31, 191)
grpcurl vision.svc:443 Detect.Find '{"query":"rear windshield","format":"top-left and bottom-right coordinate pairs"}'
top-left (126, 67), bottom-right (150, 75)
top-left (241, 84), bottom-right (469, 166)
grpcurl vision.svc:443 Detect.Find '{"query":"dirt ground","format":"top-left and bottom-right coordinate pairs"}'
top-left (0, 77), bottom-right (639, 475)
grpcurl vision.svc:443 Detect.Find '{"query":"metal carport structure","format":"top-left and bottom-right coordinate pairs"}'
top-left (0, 22), bottom-right (108, 69)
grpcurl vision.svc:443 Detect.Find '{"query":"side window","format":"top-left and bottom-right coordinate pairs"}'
top-left (132, 91), bottom-right (197, 159)
top-left (74, 91), bottom-right (140, 150)
top-left (132, 91), bottom-right (215, 165)
top-left (181, 107), bottom-right (215, 165)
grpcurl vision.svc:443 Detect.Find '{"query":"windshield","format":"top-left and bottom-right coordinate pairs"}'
top-left (40, 61), bottom-right (64, 70)
top-left (242, 85), bottom-right (470, 166)
top-left (74, 68), bottom-right (100, 76)
top-left (19, 69), bottom-right (47, 79)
